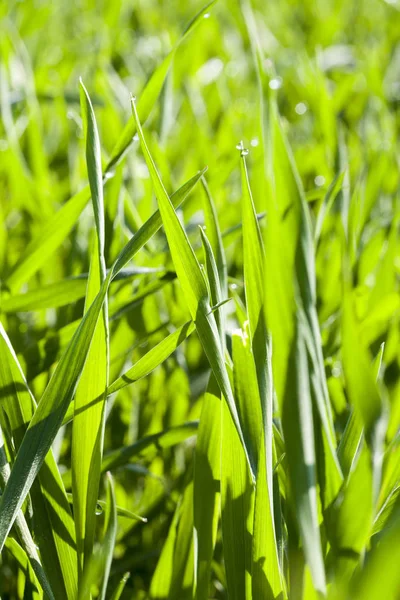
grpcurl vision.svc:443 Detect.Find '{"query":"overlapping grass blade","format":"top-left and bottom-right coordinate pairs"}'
top-left (0, 268), bottom-right (112, 555)
top-left (71, 80), bottom-right (109, 576)
top-left (130, 96), bottom-right (252, 475)
top-left (0, 322), bottom-right (78, 599)
top-left (194, 376), bottom-right (221, 600)
top-left (108, 320), bottom-right (194, 394)
top-left (221, 397), bottom-right (254, 599)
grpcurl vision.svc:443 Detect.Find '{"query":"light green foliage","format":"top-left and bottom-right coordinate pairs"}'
top-left (1, 0), bottom-right (400, 598)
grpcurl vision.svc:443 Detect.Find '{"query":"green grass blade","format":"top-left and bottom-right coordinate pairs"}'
top-left (281, 312), bottom-right (326, 595)
top-left (77, 473), bottom-right (117, 600)
top-left (194, 376), bottom-right (221, 600)
top-left (0, 269), bottom-right (112, 554)
top-left (113, 169), bottom-right (206, 274)
top-left (71, 81), bottom-right (109, 574)
top-left (0, 322), bottom-right (78, 599)
top-left (221, 397), bottom-right (254, 600)
top-left (108, 320), bottom-right (195, 394)
top-left (130, 97), bottom-right (252, 475)
top-left (0, 427), bottom-right (55, 600)
top-left (199, 227), bottom-right (224, 345)
top-left (109, 572), bottom-right (131, 600)
top-left (99, 473), bottom-right (117, 600)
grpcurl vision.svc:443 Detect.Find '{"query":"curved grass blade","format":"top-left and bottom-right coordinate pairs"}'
top-left (130, 97), bottom-right (252, 476)
top-left (0, 268), bottom-right (113, 554)
top-left (0, 322), bottom-right (78, 599)
top-left (108, 320), bottom-right (195, 394)
top-left (71, 80), bottom-right (109, 575)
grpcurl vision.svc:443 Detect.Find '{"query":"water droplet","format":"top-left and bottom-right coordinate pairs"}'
top-left (250, 137), bottom-right (259, 147)
top-left (269, 77), bottom-right (283, 90)
top-left (314, 175), bottom-right (326, 187)
top-left (95, 503), bottom-right (103, 516)
top-left (133, 133), bottom-right (139, 141)
top-left (202, 225), bottom-right (207, 231)
top-left (236, 141), bottom-right (249, 157)
top-left (230, 283), bottom-right (238, 290)
top-left (200, 264), bottom-right (205, 270)
top-left (131, 95), bottom-right (137, 103)
top-left (203, 12), bottom-right (210, 18)
top-left (295, 102), bottom-right (307, 115)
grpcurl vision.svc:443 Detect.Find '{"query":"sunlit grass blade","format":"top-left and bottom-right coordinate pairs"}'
top-left (0, 322), bottom-right (78, 599)
top-left (199, 228), bottom-right (224, 345)
top-left (281, 312), bottom-right (326, 595)
top-left (71, 80), bottom-right (109, 576)
top-left (150, 479), bottom-right (195, 599)
top-left (194, 376), bottom-right (221, 600)
top-left (221, 397), bottom-right (254, 599)
top-left (0, 268), bottom-right (112, 555)
top-left (130, 96), bottom-right (252, 475)
top-left (108, 320), bottom-right (194, 394)
top-left (113, 169), bottom-right (207, 274)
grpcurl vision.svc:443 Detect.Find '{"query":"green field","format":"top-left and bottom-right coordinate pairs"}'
top-left (1, 0), bottom-right (400, 598)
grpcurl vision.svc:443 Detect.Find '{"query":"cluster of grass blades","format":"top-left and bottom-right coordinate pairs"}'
top-left (1, 0), bottom-right (400, 598)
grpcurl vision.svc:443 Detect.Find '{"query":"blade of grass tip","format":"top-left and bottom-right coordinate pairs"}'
top-left (106, 0), bottom-right (218, 172)
top-left (71, 80), bottom-right (109, 575)
top-left (130, 96), bottom-right (253, 476)
top-left (0, 426), bottom-right (55, 600)
top-left (107, 320), bottom-right (195, 395)
top-left (109, 572), bottom-right (131, 600)
top-left (194, 376), bottom-right (221, 600)
top-left (0, 322), bottom-right (78, 599)
top-left (0, 268), bottom-right (113, 554)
